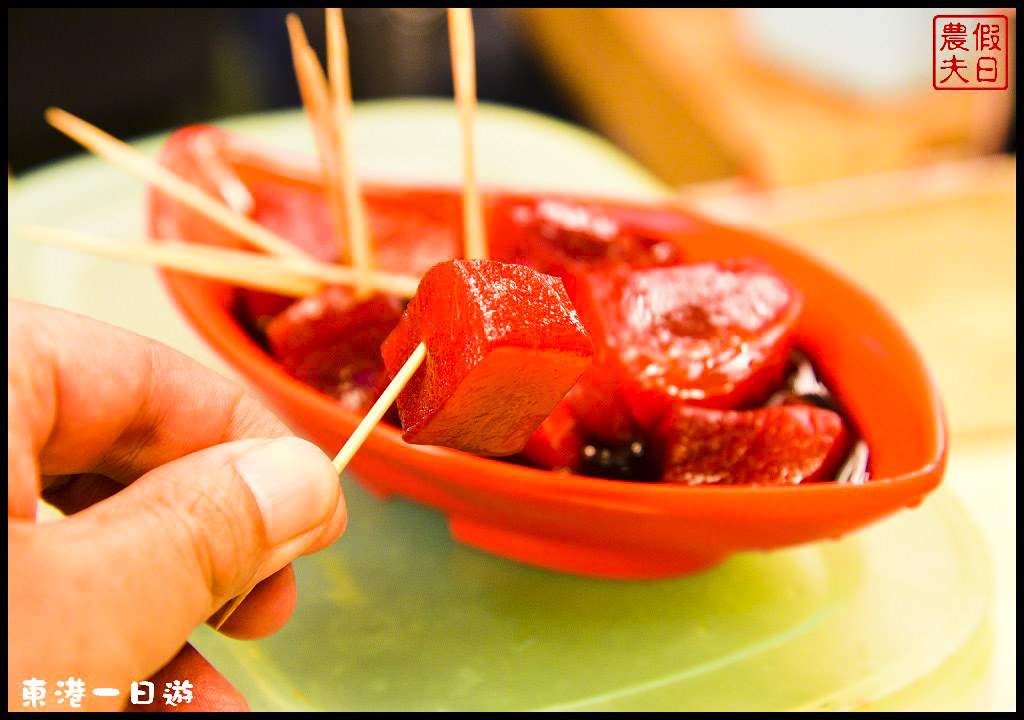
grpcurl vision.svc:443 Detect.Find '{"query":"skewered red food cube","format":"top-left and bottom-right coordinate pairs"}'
top-left (380, 259), bottom-right (594, 457)
top-left (567, 258), bottom-right (802, 431)
top-left (655, 404), bottom-right (850, 486)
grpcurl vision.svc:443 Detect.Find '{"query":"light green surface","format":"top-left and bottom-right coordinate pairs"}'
top-left (7, 101), bottom-right (993, 710)
top-left (189, 486), bottom-right (991, 711)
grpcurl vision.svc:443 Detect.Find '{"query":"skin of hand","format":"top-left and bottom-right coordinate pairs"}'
top-left (8, 299), bottom-right (348, 711)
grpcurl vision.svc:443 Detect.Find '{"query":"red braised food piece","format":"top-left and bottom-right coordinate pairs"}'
top-left (558, 270), bottom-right (640, 446)
top-left (520, 396), bottom-right (587, 473)
top-left (365, 189), bottom-right (463, 279)
top-left (569, 259), bottom-right (802, 431)
top-left (560, 363), bottom-right (639, 446)
top-left (380, 260), bottom-right (594, 457)
top-left (655, 404), bottom-right (850, 486)
top-left (238, 189), bottom-right (460, 331)
top-left (151, 125), bottom-right (462, 329)
top-left (265, 286), bottom-right (404, 415)
top-left (151, 126), bottom-right (341, 261)
top-left (487, 195), bottom-right (683, 276)
top-left (153, 127), bottom-right (463, 274)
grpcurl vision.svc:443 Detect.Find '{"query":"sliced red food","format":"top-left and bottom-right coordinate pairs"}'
top-left (149, 125), bottom-right (854, 486)
top-left (569, 259), bottom-right (802, 431)
top-left (655, 404), bottom-right (850, 486)
top-left (265, 286), bottom-right (404, 415)
top-left (486, 195), bottom-right (688, 446)
top-left (380, 260), bottom-right (594, 457)
top-left (487, 194), bottom-right (683, 276)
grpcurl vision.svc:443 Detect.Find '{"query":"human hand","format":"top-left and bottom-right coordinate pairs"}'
top-left (8, 299), bottom-right (347, 711)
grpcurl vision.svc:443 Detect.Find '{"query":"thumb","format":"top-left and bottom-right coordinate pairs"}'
top-left (9, 436), bottom-right (345, 701)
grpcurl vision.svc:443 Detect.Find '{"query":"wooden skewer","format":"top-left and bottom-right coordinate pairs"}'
top-left (332, 341), bottom-right (426, 472)
top-left (45, 108), bottom-right (309, 260)
top-left (18, 225), bottom-right (421, 299)
top-left (277, 255), bottom-right (418, 299)
top-left (286, 13), bottom-right (350, 264)
top-left (447, 8), bottom-right (487, 261)
top-left (21, 225), bottom-right (317, 297)
top-left (214, 342), bottom-right (427, 630)
top-left (220, 9), bottom-right (475, 627)
top-left (326, 7), bottom-right (374, 298)
top-left (215, 12), bottom-right (399, 631)
top-left (325, 8), bottom-right (352, 115)
top-left (190, 131), bottom-right (256, 216)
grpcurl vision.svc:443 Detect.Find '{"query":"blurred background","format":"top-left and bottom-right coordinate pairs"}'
top-left (7, 8), bottom-right (1015, 185)
top-left (8, 8), bottom-right (575, 176)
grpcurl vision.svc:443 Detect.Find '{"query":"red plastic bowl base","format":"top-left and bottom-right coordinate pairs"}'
top-left (348, 451), bottom-right (727, 579)
top-left (447, 515), bottom-right (728, 580)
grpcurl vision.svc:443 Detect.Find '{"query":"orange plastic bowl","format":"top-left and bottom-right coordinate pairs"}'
top-left (158, 189), bottom-right (946, 580)
top-left (151, 117), bottom-right (947, 579)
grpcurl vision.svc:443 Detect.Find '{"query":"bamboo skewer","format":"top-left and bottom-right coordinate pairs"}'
top-left (45, 108), bottom-right (309, 261)
top-left (325, 8), bottom-right (353, 118)
top-left (331, 342), bottom-right (426, 473)
top-left (18, 225), bottom-right (421, 299)
top-left (326, 8), bottom-right (374, 298)
top-left (219, 9), bottom-right (460, 630)
top-left (447, 8), bottom-right (487, 261)
top-left (190, 131), bottom-right (256, 216)
top-left (213, 340), bottom-right (426, 630)
top-left (286, 14), bottom-right (349, 262)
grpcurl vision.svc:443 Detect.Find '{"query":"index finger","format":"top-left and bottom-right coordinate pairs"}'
top-left (8, 299), bottom-right (292, 519)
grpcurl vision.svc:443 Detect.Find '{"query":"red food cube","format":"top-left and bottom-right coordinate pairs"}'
top-left (266, 287), bottom-right (404, 415)
top-left (380, 260), bottom-right (594, 457)
top-left (570, 259), bottom-right (802, 430)
top-left (655, 404), bottom-right (851, 486)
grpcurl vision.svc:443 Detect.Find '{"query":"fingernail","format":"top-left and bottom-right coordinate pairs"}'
top-left (235, 437), bottom-right (339, 545)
